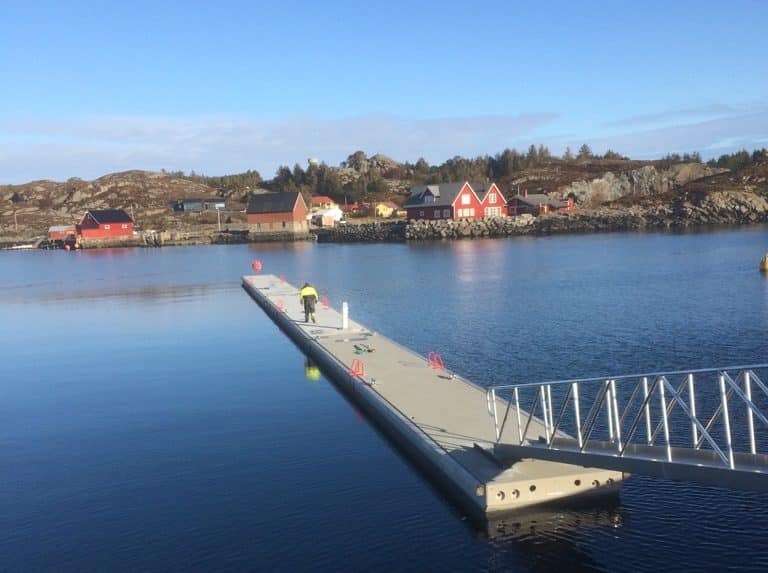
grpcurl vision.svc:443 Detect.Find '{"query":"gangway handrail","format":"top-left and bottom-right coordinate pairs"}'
top-left (487, 363), bottom-right (768, 391)
top-left (485, 364), bottom-right (768, 491)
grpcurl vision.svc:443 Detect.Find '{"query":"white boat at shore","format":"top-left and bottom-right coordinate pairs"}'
top-left (2, 244), bottom-right (37, 250)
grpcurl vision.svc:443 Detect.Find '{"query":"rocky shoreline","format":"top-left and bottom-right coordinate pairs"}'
top-left (316, 190), bottom-right (768, 242)
top-left (0, 228), bottom-right (313, 250)
top-left (3, 189), bottom-right (767, 250)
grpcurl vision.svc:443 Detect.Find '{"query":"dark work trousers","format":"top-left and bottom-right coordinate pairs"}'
top-left (303, 297), bottom-right (316, 322)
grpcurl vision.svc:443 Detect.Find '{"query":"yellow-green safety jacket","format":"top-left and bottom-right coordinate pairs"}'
top-left (299, 284), bottom-right (318, 302)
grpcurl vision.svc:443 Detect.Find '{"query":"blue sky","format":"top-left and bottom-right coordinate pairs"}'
top-left (1, 0), bottom-right (767, 182)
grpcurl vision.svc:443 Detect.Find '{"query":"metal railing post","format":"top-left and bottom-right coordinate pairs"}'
top-left (659, 379), bottom-right (672, 462)
top-left (643, 376), bottom-right (652, 445)
top-left (745, 371), bottom-right (756, 455)
top-left (719, 373), bottom-right (736, 469)
top-left (540, 386), bottom-right (550, 441)
top-left (546, 384), bottom-right (554, 439)
top-left (688, 373), bottom-right (698, 448)
top-left (514, 387), bottom-right (522, 444)
top-left (573, 382), bottom-right (583, 449)
top-left (606, 381), bottom-right (615, 442)
top-left (610, 379), bottom-right (622, 451)
top-left (491, 388), bottom-right (500, 442)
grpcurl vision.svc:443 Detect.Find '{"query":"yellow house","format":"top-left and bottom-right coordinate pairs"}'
top-left (375, 201), bottom-right (400, 218)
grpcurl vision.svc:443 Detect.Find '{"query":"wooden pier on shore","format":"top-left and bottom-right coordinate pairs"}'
top-left (242, 274), bottom-right (623, 517)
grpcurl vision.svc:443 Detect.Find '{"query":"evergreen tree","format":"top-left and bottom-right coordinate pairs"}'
top-left (577, 144), bottom-right (593, 159)
top-left (526, 144), bottom-right (538, 166)
top-left (292, 164), bottom-right (305, 186)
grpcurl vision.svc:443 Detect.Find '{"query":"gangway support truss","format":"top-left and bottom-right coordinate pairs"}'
top-left (489, 366), bottom-right (768, 492)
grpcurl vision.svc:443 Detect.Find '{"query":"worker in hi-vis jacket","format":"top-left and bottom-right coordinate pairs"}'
top-left (299, 282), bottom-right (319, 323)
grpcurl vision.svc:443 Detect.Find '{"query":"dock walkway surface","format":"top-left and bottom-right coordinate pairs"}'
top-left (243, 274), bottom-right (622, 516)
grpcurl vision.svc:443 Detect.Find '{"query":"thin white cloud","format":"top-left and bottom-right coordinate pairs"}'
top-left (0, 113), bottom-right (557, 183)
top-left (604, 103), bottom-right (737, 127)
top-left (580, 109), bottom-right (768, 158)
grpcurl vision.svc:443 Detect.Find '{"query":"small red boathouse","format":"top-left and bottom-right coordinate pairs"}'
top-left (76, 209), bottom-right (134, 239)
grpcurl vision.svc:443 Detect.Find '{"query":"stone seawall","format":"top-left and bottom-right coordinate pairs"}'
top-left (405, 216), bottom-right (536, 239)
top-left (315, 221), bottom-right (408, 242)
top-left (74, 229), bottom-right (312, 249)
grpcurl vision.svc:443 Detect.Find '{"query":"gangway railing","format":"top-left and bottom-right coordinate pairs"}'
top-left (486, 365), bottom-right (768, 491)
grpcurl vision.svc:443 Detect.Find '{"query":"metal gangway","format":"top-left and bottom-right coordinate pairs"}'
top-left (487, 365), bottom-right (768, 491)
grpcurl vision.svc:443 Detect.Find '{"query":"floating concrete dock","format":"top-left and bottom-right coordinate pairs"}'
top-left (242, 274), bottom-right (623, 517)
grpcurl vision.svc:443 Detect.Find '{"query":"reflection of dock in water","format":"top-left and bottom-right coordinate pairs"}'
top-left (483, 493), bottom-right (624, 540)
top-left (242, 274), bottom-right (622, 518)
top-left (481, 497), bottom-right (626, 572)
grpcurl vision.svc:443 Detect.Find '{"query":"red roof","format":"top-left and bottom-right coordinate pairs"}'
top-left (310, 196), bottom-right (334, 205)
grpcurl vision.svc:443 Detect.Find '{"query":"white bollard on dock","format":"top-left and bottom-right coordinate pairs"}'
top-left (341, 301), bottom-right (349, 329)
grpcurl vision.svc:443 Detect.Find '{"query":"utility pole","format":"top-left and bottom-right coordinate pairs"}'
top-left (216, 206), bottom-right (221, 231)
top-left (14, 210), bottom-right (18, 231)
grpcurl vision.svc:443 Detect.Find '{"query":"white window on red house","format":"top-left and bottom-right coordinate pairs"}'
top-left (489, 194), bottom-right (497, 204)
top-left (469, 208), bottom-right (475, 216)
top-left (443, 209), bottom-right (450, 218)
top-left (461, 194), bottom-right (470, 205)
top-left (121, 224), bottom-right (128, 229)
top-left (419, 210), bottom-right (424, 217)
top-left (434, 208), bottom-right (440, 218)
top-left (104, 224), bottom-right (110, 230)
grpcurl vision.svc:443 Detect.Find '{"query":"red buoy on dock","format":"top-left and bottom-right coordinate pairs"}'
top-left (251, 260), bottom-right (263, 272)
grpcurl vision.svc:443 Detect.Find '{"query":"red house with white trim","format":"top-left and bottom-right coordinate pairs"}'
top-left (76, 209), bottom-right (134, 238)
top-left (406, 182), bottom-right (504, 220)
top-left (475, 182), bottom-right (508, 217)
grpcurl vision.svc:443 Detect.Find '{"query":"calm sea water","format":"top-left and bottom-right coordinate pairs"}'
top-left (1, 227), bottom-right (767, 572)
